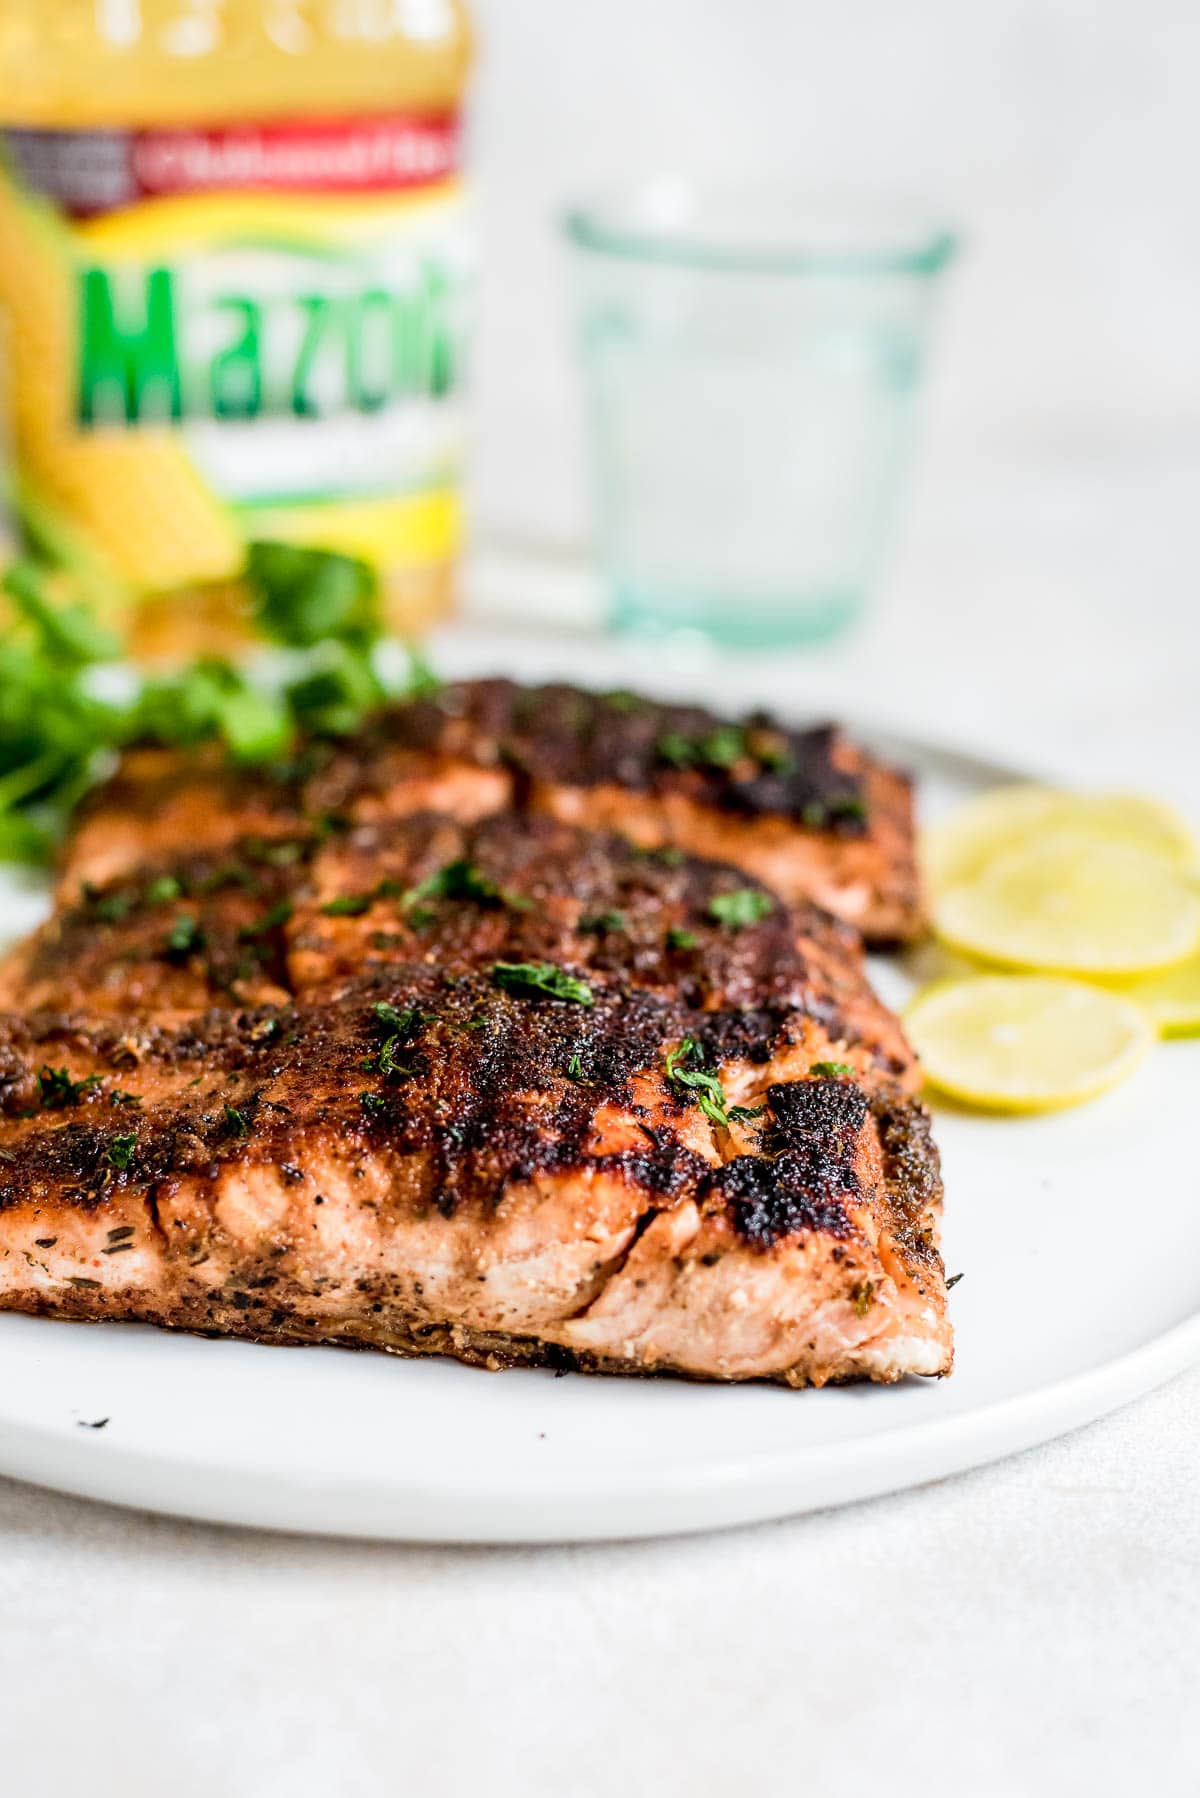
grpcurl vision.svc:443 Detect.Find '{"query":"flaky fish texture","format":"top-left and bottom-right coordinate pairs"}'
top-left (0, 694), bottom-right (950, 1385)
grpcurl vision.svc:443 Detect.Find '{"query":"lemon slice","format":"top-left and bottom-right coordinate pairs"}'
top-left (922, 786), bottom-right (1064, 891)
top-left (922, 786), bottom-right (1196, 891)
top-left (905, 975), bottom-right (1154, 1112)
top-left (934, 835), bottom-right (1200, 976)
top-left (1118, 955), bottom-right (1200, 1038)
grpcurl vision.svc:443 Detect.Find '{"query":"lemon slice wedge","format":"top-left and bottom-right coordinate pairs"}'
top-left (934, 835), bottom-right (1200, 976)
top-left (1118, 955), bottom-right (1200, 1039)
top-left (922, 786), bottom-right (1196, 892)
top-left (905, 975), bottom-right (1154, 1112)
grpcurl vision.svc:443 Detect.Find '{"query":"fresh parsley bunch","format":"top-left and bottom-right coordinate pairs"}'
top-left (0, 540), bottom-right (433, 864)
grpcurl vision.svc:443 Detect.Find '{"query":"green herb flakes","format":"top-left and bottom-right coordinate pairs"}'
top-left (491, 962), bottom-right (594, 1006)
top-left (164, 914), bottom-right (204, 957)
top-left (707, 889), bottom-right (772, 929)
top-left (223, 1103), bottom-right (249, 1138)
top-left (106, 1134), bottom-right (136, 1171)
top-left (37, 1065), bottom-right (100, 1110)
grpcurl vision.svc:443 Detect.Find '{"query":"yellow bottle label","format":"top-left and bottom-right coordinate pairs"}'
top-left (0, 114), bottom-right (470, 598)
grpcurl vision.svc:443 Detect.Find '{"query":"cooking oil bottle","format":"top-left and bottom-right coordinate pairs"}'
top-left (0, 1), bottom-right (473, 658)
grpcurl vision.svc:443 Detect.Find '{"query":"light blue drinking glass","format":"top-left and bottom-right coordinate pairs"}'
top-left (564, 183), bottom-right (957, 649)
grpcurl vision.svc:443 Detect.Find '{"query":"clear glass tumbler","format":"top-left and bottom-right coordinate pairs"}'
top-left (564, 184), bottom-right (957, 649)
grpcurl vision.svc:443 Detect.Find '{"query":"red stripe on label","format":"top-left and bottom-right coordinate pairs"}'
top-left (3, 114), bottom-right (461, 216)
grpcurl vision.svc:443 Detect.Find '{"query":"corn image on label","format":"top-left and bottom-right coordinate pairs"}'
top-left (0, 115), bottom-right (471, 599)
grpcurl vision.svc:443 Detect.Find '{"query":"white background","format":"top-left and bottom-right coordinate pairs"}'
top-left (469, 0), bottom-right (1200, 546)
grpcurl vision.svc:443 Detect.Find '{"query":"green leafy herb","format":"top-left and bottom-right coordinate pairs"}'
top-left (727, 1105), bottom-right (765, 1123)
top-left (144, 875), bottom-right (183, 904)
top-left (86, 887), bottom-right (133, 923)
top-left (698, 725), bottom-right (744, 768)
top-left (223, 1103), bottom-right (249, 1138)
top-left (239, 899), bottom-right (293, 939)
top-left (3, 559), bottom-right (119, 667)
top-left (403, 647), bottom-right (442, 700)
top-left (663, 1038), bottom-right (735, 1129)
top-left (108, 1089), bottom-right (142, 1107)
top-left (285, 639), bottom-right (385, 738)
top-left (372, 1001), bottom-right (419, 1033)
top-left (378, 1036), bottom-right (416, 1078)
top-left (656, 725), bottom-right (747, 771)
top-left (321, 892), bottom-right (374, 918)
top-left (246, 540), bottom-right (379, 652)
top-left (164, 913), bottom-right (204, 957)
top-left (580, 910), bottom-right (625, 934)
top-left (131, 659), bottom-right (292, 764)
top-left (370, 1002), bottom-right (421, 1080)
top-left (402, 858), bottom-right (530, 913)
top-left (809, 1061), bottom-right (856, 1079)
top-left (359, 1092), bottom-right (387, 1116)
top-left (666, 926), bottom-right (698, 950)
top-left (656, 730), bottom-right (697, 769)
top-left (707, 889), bottom-right (772, 929)
top-left (491, 962), bottom-right (594, 1006)
top-left (565, 1053), bottom-right (585, 1081)
top-left (106, 1133), bottom-right (137, 1171)
top-left (37, 1065), bottom-right (101, 1110)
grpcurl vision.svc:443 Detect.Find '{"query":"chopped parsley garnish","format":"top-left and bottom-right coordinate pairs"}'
top-left (809, 1061), bottom-right (856, 1079)
top-left (491, 962), bottom-right (594, 1006)
top-left (803, 794), bottom-right (868, 830)
top-left (238, 899), bottom-right (293, 939)
top-left (666, 926), bottom-right (698, 951)
top-left (223, 1103), bottom-right (249, 1138)
top-left (565, 1053), bottom-right (586, 1082)
top-left (36, 1065), bottom-right (101, 1110)
top-left (372, 1001), bottom-right (418, 1032)
top-left (144, 874), bottom-right (183, 904)
top-left (85, 886), bottom-right (133, 923)
top-left (697, 725), bottom-right (744, 768)
top-left (359, 1092), bottom-right (387, 1116)
top-left (403, 858), bottom-right (531, 913)
top-left (707, 888), bottom-right (772, 929)
top-left (321, 892), bottom-right (374, 917)
top-left (164, 913), bottom-right (204, 957)
top-left (378, 1036), bottom-right (416, 1078)
top-left (106, 1133), bottom-right (136, 1171)
top-left (580, 910), bottom-right (625, 934)
top-left (727, 1105), bottom-right (766, 1123)
top-left (656, 730), bottom-right (698, 769)
top-left (663, 1038), bottom-right (734, 1130)
top-left (369, 1001), bottom-right (421, 1079)
top-left (108, 1089), bottom-right (142, 1107)
top-left (656, 725), bottom-right (747, 771)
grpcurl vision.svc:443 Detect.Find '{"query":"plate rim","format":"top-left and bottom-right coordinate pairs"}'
top-left (0, 706), bottom-right (1196, 1541)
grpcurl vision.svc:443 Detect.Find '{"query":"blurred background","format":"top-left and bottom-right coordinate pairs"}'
top-left (472, 0), bottom-right (1200, 543)
top-left (1, 0), bottom-right (1196, 802)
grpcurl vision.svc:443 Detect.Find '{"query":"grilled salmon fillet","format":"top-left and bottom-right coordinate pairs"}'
top-left (62, 679), bottom-right (922, 944)
top-left (0, 699), bottom-right (950, 1386)
top-left (0, 975), bottom-right (949, 1384)
top-left (8, 814), bottom-right (918, 1092)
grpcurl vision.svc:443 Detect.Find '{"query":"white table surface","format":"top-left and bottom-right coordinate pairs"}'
top-left (2, 452), bottom-right (1197, 1796)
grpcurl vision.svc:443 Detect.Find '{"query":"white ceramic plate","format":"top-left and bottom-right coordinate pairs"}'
top-left (0, 638), bottom-right (1197, 1541)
